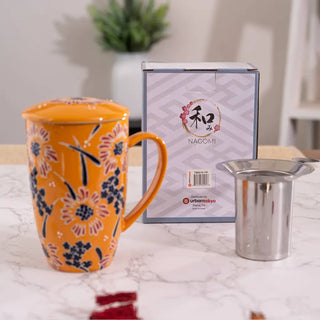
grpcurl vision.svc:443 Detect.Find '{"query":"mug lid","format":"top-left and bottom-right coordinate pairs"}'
top-left (21, 97), bottom-right (130, 124)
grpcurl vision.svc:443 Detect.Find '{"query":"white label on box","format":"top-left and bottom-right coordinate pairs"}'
top-left (186, 169), bottom-right (212, 188)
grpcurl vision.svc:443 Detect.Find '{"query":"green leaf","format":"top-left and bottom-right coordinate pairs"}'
top-left (109, 0), bottom-right (125, 24)
top-left (154, 3), bottom-right (169, 21)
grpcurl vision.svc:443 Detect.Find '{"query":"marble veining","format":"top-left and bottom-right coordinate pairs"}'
top-left (1, 165), bottom-right (320, 320)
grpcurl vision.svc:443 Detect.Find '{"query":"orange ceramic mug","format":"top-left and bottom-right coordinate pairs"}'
top-left (22, 97), bottom-right (167, 272)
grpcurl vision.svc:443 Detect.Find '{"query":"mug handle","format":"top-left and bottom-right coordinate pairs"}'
top-left (122, 132), bottom-right (167, 231)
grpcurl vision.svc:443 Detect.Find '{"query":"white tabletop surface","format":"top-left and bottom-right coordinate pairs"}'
top-left (1, 164), bottom-right (320, 320)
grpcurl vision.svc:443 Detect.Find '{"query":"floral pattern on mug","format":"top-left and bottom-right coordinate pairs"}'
top-left (63, 241), bottom-right (92, 272)
top-left (95, 247), bottom-right (112, 269)
top-left (23, 97), bottom-right (167, 273)
top-left (30, 167), bottom-right (57, 238)
top-left (101, 167), bottom-right (124, 216)
top-left (99, 253), bottom-right (111, 269)
top-left (46, 243), bottom-right (63, 270)
top-left (27, 123), bottom-right (58, 178)
top-left (40, 236), bottom-right (63, 270)
top-left (61, 187), bottom-right (109, 237)
top-left (98, 122), bottom-right (128, 175)
top-left (109, 238), bottom-right (118, 251)
top-left (121, 142), bottom-right (129, 172)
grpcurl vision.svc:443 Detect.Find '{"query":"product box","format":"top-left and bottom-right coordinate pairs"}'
top-left (142, 62), bottom-right (259, 223)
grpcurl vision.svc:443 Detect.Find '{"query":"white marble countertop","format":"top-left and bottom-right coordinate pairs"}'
top-left (1, 164), bottom-right (320, 320)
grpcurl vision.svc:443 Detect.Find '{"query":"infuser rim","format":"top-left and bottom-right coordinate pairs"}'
top-left (292, 157), bottom-right (320, 163)
top-left (217, 158), bottom-right (314, 183)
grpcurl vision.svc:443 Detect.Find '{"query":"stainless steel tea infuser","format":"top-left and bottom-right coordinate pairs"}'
top-left (218, 159), bottom-right (313, 261)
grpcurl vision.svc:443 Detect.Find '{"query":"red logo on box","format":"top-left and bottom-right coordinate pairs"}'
top-left (183, 198), bottom-right (189, 204)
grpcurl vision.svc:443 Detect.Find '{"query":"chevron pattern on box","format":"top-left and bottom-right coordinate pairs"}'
top-left (145, 72), bottom-right (257, 220)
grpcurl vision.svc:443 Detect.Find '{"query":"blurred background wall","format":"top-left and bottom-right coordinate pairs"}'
top-left (0, 0), bottom-right (291, 144)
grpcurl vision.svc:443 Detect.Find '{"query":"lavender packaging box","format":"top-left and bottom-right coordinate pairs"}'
top-left (142, 62), bottom-right (259, 223)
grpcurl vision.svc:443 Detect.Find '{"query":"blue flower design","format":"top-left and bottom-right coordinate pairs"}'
top-left (101, 167), bottom-right (124, 215)
top-left (113, 141), bottom-right (123, 156)
top-left (31, 141), bottom-right (41, 157)
top-left (63, 241), bottom-right (92, 272)
top-left (30, 167), bottom-right (38, 199)
top-left (75, 204), bottom-right (94, 221)
top-left (29, 166), bottom-right (55, 238)
top-left (36, 188), bottom-right (53, 217)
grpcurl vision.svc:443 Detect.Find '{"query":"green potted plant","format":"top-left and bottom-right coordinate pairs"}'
top-left (89, 0), bottom-right (169, 120)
